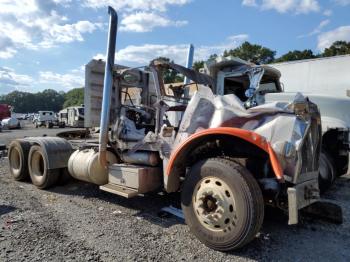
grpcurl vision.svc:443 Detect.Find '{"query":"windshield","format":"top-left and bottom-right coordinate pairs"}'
top-left (223, 72), bottom-right (280, 102)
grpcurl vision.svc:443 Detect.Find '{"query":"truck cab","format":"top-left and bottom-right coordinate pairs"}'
top-left (205, 56), bottom-right (350, 191)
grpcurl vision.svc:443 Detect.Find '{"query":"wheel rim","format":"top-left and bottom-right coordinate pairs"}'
top-left (10, 148), bottom-right (21, 172)
top-left (193, 176), bottom-right (237, 233)
top-left (31, 150), bottom-right (45, 177)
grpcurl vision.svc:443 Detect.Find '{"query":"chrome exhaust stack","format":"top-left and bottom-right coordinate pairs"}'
top-left (99, 6), bottom-right (118, 168)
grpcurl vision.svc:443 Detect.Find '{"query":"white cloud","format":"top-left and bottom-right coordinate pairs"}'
top-left (298, 19), bottom-right (330, 38)
top-left (0, 65), bottom-right (85, 94)
top-left (38, 68), bottom-right (84, 91)
top-left (243, 0), bottom-right (320, 14)
top-left (317, 25), bottom-right (350, 50)
top-left (0, 0), bottom-right (103, 58)
top-left (296, 0), bottom-right (320, 13)
top-left (323, 9), bottom-right (332, 16)
top-left (0, 67), bottom-right (33, 94)
top-left (114, 34), bottom-right (249, 66)
top-left (120, 12), bottom-right (187, 32)
top-left (242, 0), bottom-right (258, 7)
top-left (83, 0), bottom-right (191, 12)
top-left (83, 0), bottom-right (191, 33)
top-left (333, 0), bottom-right (350, 5)
top-left (40, 21), bottom-right (103, 48)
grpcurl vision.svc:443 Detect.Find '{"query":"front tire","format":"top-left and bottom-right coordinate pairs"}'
top-left (28, 145), bottom-right (59, 189)
top-left (318, 151), bottom-right (336, 193)
top-left (181, 158), bottom-right (264, 251)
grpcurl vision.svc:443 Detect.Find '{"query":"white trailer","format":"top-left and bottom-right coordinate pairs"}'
top-left (58, 106), bottom-right (84, 128)
top-left (271, 55), bottom-right (350, 98)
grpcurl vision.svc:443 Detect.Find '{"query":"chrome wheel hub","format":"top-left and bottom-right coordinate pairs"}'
top-left (193, 177), bottom-right (237, 232)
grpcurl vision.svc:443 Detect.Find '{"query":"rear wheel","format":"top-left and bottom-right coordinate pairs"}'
top-left (181, 158), bottom-right (264, 251)
top-left (28, 145), bottom-right (59, 189)
top-left (8, 140), bottom-right (31, 181)
top-left (46, 122), bottom-right (53, 129)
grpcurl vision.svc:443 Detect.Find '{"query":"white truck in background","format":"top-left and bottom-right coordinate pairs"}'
top-left (33, 111), bottom-right (59, 128)
top-left (270, 55), bottom-right (350, 98)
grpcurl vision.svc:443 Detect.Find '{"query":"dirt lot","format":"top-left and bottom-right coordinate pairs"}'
top-left (1, 125), bottom-right (350, 261)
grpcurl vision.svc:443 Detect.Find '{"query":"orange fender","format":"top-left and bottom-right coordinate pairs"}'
top-left (166, 127), bottom-right (284, 181)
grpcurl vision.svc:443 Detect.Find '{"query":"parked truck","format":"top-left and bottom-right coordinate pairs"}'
top-left (204, 56), bottom-right (350, 192)
top-left (7, 7), bottom-right (339, 251)
top-left (58, 106), bottom-right (84, 128)
top-left (32, 111), bottom-right (59, 128)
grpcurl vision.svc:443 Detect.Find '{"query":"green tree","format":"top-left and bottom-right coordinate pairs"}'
top-left (155, 57), bottom-right (184, 84)
top-left (0, 89), bottom-right (65, 113)
top-left (63, 88), bottom-right (84, 108)
top-left (208, 54), bottom-right (218, 61)
top-left (193, 61), bottom-right (204, 72)
top-left (322, 41), bottom-right (350, 57)
top-left (275, 49), bottom-right (317, 63)
top-left (223, 41), bottom-right (276, 64)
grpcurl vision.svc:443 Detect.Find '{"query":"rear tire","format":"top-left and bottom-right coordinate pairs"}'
top-left (28, 145), bottom-right (59, 189)
top-left (181, 158), bottom-right (264, 251)
top-left (46, 122), bottom-right (53, 129)
top-left (8, 140), bottom-right (31, 181)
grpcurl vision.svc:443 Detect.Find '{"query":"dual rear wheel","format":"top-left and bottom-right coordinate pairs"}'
top-left (8, 141), bottom-right (63, 189)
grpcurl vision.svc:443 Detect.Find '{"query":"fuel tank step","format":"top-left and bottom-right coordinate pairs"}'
top-left (100, 183), bottom-right (138, 198)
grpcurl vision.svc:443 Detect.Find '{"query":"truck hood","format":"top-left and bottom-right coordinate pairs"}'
top-left (265, 92), bottom-right (350, 131)
top-left (175, 87), bottom-right (321, 182)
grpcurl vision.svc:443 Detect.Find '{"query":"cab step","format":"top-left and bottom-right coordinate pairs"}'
top-left (100, 183), bottom-right (138, 198)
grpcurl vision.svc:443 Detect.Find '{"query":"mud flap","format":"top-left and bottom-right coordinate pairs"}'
top-left (302, 201), bottom-right (343, 224)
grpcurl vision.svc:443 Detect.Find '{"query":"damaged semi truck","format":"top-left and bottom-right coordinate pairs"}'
top-left (203, 56), bottom-right (350, 192)
top-left (7, 7), bottom-right (338, 251)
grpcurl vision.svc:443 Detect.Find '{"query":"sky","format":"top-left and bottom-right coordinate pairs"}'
top-left (0, 0), bottom-right (350, 94)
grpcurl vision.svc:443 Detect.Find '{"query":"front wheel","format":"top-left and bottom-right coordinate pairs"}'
top-left (181, 158), bottom-right (264, 251)
top-left (318, 151), bottom-right (336, 193)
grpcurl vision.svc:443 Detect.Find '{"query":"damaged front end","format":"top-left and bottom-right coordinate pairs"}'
top-left (175, 86), bottom-right (322, 224)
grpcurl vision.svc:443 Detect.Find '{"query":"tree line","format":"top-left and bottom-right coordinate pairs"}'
top-left (0, 88), bottom-right (84, 113)
top-left (193, 40), bottom-right (350, 71)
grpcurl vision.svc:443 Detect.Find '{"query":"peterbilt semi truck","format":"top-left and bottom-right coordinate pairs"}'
top-left (7, 7), bottom-right (335, 251)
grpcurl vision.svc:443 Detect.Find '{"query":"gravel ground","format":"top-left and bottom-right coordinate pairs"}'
top-left (1, 127), bottom-right (350, 261)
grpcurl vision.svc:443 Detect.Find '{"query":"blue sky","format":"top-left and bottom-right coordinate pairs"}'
top-left (0, 0), bottom-right (350, 94)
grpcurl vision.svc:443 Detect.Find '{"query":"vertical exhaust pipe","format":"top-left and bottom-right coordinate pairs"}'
top-left (99, 6), bottom-right (118, 168)
top-left (183, 44), bottom-right (194, 98)
top-left (184, 44), bottom-right (194, 85)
